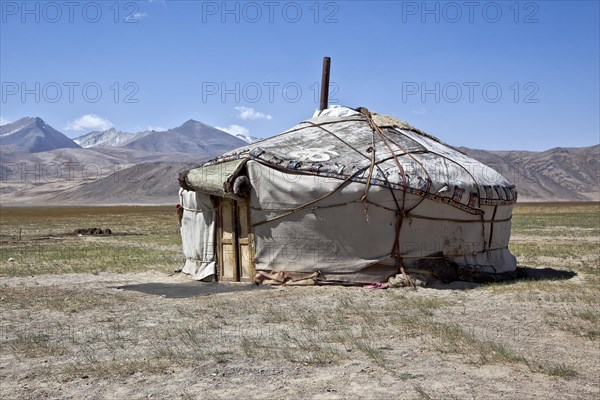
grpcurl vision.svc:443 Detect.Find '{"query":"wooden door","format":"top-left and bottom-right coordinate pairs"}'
top-left (218, 198), bottom-right (254, 282)
top-left (236, 200), bottom-right (254, 281)
top-left (218, 198), bottom-right (238, 281)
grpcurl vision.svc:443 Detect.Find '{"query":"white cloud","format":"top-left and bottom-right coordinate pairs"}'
top-left (235, 106), bottom-right (272, 120)
top-left (126, 12), bottom-right (149, 21)
top-left (216, 124), bottom-right (250, 137)
top-left (0, 116), bottom-right (11, 126)
top-left (411, 108), bottom-right (426, 115)
top-left (64, 114), bottom-right (113, 132)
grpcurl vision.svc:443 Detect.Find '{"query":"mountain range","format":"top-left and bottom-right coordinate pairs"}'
top-left (74, 123), bottom-right (258, 150)
top-left (0, 117), bottom-right (597, 205)
top-left (1, 116), bottom-right (248, 155)
top-left (459, 146), bottom-right (599, 202)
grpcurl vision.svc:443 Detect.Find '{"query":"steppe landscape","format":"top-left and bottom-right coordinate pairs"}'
top-left (2, 2), bottom-right (598, 399)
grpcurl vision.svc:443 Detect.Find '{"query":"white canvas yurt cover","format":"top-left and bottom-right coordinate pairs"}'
top-left (178, 106), bottom-right (517, 286)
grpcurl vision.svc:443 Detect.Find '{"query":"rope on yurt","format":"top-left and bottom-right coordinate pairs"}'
top-left (251, 165), bottom-right (370, 227)
top-left (249, 161), bottom-right (403, 227)
top-left (374, 129), bottom-right (431, 214)
top-left (357, 201), bottom-right (511, 223)
top-left (360, 109), bottom-right (436, 224)
top-left (358, 107), bottom-right (419, 288)
top-left (180, 206), bottom-right (204, 212)
top-left (250, 199), bottom-right (511, 223)
top-left (303, 120), bottom-right (403, 212)
top-left (403, 213), bottom-right (511, 224)
top-left (361, 128), bottom-right (377, 221)
top-left (305, 122), bottom-right (409, 228)
top-left (488, 205), bottom-right (498, 250)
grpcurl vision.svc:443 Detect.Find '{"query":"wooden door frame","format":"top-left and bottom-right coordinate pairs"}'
top-left (216, 197), bottom-right (255, 282)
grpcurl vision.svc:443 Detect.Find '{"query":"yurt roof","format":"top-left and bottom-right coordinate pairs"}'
top-left (181, 106), bottom-right (516, 212)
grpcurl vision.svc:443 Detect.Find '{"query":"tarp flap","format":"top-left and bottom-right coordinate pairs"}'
top-left (179, 189), bottom-right (217, 280)
top-left (185, 159), bottom-right (246, 196)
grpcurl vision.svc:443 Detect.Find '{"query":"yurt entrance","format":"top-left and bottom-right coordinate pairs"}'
top-left (216, 197), bottom-right (254, 282)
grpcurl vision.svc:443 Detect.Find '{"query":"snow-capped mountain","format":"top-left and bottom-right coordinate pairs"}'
top-left (74, 120), bottom-right (250, 155)
top-left (0, 117), bottom-right (80, 153)
top-left (74, 128), bottom-right (138, 148)
top-left (231, 132), bottom-right (261, 144)
top-left (120, 119), bottom-right (246, 156)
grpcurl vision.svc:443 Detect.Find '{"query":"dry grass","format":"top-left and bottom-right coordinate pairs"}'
top-left (0, 285), bottom-right (134, 314)
top-left (0, 203), bottom-right (598, 398)
top-left (0, 206), bottom-right (182, 276)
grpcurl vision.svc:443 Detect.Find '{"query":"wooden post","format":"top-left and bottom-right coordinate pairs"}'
top-left (319, 57), bottom-right (331, 111)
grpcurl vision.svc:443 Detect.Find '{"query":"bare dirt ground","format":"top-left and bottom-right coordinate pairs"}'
top-left (1, 272), bottom-right (598, 400)
top-left (0, 204), bottom-right (598, 399)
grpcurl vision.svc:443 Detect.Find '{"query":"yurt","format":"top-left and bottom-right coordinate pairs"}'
top-left (177, 105), bottom-right (518, 286)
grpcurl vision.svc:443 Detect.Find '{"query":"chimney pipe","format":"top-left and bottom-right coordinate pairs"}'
top-left (319, 57), bottom-right (331, 111)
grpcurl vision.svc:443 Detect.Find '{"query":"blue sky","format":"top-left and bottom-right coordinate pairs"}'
top-left (1, 0), bottom-right (598, 150)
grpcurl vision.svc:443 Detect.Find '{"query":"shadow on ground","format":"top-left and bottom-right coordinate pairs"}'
top-left (115, 281), bottom-right (272, 298)
top-left (515, 266), bottom-right (577, 281)
top-left (427, 266), bottom-right (577, 290)
top-left (115, 267), bottom-right (577, 296)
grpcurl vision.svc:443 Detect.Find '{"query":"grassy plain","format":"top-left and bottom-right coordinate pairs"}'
top-left (0, 206), bottom-right (182, 276)
top-left (0, 203), bottom-right (598, 399)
